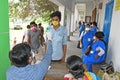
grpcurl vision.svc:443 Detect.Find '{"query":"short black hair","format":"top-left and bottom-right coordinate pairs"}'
top-left (92, 21), bottom-right (97, 26)
top-left (95, 31), bottom-right (104, 39)
top-left (50, 11), bottom-right (61, 21)
top-left (66, 55), bottom-right (84, 79)
top-left (27, 25), bottom-right (30, 29)
top-left (38, 23), bottom-right (42, 26)
top-left (30, 21), bottom-right (37, 27)
top-left (9, 43), bottom-right (31, 67)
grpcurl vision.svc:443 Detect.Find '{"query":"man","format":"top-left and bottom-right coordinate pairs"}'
top-left (28, 21), bottom-right (44, 63)
top-left (7, 41), bottom-right (53, 80)
top-left (46, 11), bottom-right (67, 62)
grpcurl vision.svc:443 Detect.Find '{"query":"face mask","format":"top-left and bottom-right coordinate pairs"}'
top-left (93, 36), bottom-right (96, 40)
top-left (52, 21), bottom-right (59, 27)
top-left (31, 27), bottom-right (37, 32)
top-left (85, 28), bottom-right (90, 31)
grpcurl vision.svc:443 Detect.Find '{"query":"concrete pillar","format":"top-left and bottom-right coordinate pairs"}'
top-left (0, 0), bottom-right (10, 79)
top-left (70, 13), bottom-right (74, 36)
top-left (66, 11), bottom-right (71, 41)
top-left (74, 5), bottom-right (79, 31)
top-left (59, 6), bottom-right (65, 26)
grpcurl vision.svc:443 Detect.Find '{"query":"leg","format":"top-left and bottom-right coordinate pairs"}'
top-left (83, 55), bottom-right (94, 72)
top-left (86, 63), bottom-right (92, 72)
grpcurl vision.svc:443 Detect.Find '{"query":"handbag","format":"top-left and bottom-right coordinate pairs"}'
top-left (100, 61), bottom-right (114, 74)
top-left (84, 46), bottom-right (91, 55)
top-left (77, 41), bottom-right (81, 49)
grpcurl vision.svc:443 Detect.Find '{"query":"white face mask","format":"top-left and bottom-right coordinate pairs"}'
top-left (85, 28), bottom-right (90, 31)
top-left (93, 36), bottom-right (96, 40)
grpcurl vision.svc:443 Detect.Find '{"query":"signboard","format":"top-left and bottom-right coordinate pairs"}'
top-left (115, 0), bottom-right (120, 11)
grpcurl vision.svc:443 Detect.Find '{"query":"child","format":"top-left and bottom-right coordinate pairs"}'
top-left (64, 55), bottom-right (101, 80)
top-left (7, 41), bottom-right (52, 80)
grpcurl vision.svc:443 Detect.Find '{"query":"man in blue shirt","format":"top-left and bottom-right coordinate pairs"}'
top-left (6, 41), bottom-right (52, 80)
top-left (46, 11), bottom-right (67, 62)
top-left (79, 22), bottom-right (86, 37)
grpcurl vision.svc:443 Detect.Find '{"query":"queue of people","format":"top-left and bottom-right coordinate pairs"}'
top-left (7, 11), bottom-right (107, 80)
top-left (78, 21), bottom-right (106, 73)
top-left (7, 11), bottom-right (67, 80)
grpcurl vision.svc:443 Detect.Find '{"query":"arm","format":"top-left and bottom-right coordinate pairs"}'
top-left (79, 31), bottom-right (84, 48)
top-left (95, 46), bottom-right (105, 59)
top-left (27, 31), bottom-right (31, 45)
top-left (62, 28), bottom-right (67, 62)
top-left (22, 35), bottom-right (25, 43)
top-left (62, 45), bottom-right (67, 62)
top-left (35, 40), bottom-right (52, 79)
top-left (22, 31), bottom-right (26, 43)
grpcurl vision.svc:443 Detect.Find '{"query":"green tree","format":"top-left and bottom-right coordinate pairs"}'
top-left (9, 0), bottom-right (58, 22)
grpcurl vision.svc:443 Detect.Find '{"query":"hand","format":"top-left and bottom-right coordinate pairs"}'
top-left (61, 58), bottom-right (65, 62)
top-left (95, 55), bottom-right (99, 59)
top-left (80, 44), bottom-right (82, 48)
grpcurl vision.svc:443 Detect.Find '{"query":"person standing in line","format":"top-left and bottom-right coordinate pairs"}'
top-left (28, 21), bottom-right (44, 63)
top-left (46, 11), bottom-right (67, 62)
top-left (22, 25), bottom-right (31, 43)
top-left (79, 23), bottom-right (94, 57)
top-left (90, 21), bottom-right (98, 36)
top-left (79, 22), bottom-right (86, 37)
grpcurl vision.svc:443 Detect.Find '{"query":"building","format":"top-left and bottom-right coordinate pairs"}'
top-left (0, 0), bottom-right (120, 79)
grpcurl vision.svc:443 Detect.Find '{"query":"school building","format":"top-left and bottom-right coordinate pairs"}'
top-left (0, 0), bottom-right (120, 79)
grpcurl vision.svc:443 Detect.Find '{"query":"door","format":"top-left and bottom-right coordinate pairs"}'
top-left (103, 0), bottom-right (114, 50)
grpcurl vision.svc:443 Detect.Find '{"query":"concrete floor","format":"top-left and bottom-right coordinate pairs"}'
top-left (66, 30), bottom-right (81, 61)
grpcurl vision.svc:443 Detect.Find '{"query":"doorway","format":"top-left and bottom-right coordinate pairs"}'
top-left (103, 0), bottom-right (114, 49)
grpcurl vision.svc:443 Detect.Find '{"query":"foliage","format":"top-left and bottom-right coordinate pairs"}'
top-left (9, 0), bottom-right (58, 22)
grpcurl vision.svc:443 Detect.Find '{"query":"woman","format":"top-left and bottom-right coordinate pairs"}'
top-left (79, 23), bottom-right (94, 57)
top-left (83, 31), bottom-right (106, 72)
top-left (64, 55), bottom-right (101, 80)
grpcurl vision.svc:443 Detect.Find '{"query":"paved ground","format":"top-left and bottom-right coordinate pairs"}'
top-left (66, 30), bottom-right (81, 60)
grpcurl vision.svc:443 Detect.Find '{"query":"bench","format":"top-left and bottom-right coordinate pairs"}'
top-left (44, 62), bottom-right (68, 80)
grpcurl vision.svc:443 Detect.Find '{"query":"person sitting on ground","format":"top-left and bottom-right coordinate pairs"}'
top-left (64, 55), bottom-right (101, 80)
top-left (6, 40), bottom-right (52, 80)
top-left (83, 31), bottom-right (106, 72)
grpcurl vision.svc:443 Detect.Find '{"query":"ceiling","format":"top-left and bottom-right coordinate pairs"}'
top-left (75, 0), bottom-right (98, 3)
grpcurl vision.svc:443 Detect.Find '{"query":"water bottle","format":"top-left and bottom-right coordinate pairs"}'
top-left (46, 27), bottom-right (52, 40)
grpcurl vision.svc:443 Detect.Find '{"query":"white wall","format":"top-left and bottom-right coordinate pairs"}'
top-left (97, 0), bottom-right (109, 30)
top-left (95, 0), bottom-right (120, 71)
top-left (107, 0), bottom-right (120, 71)
top-left (86, 2), bottom-right (94, 17)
